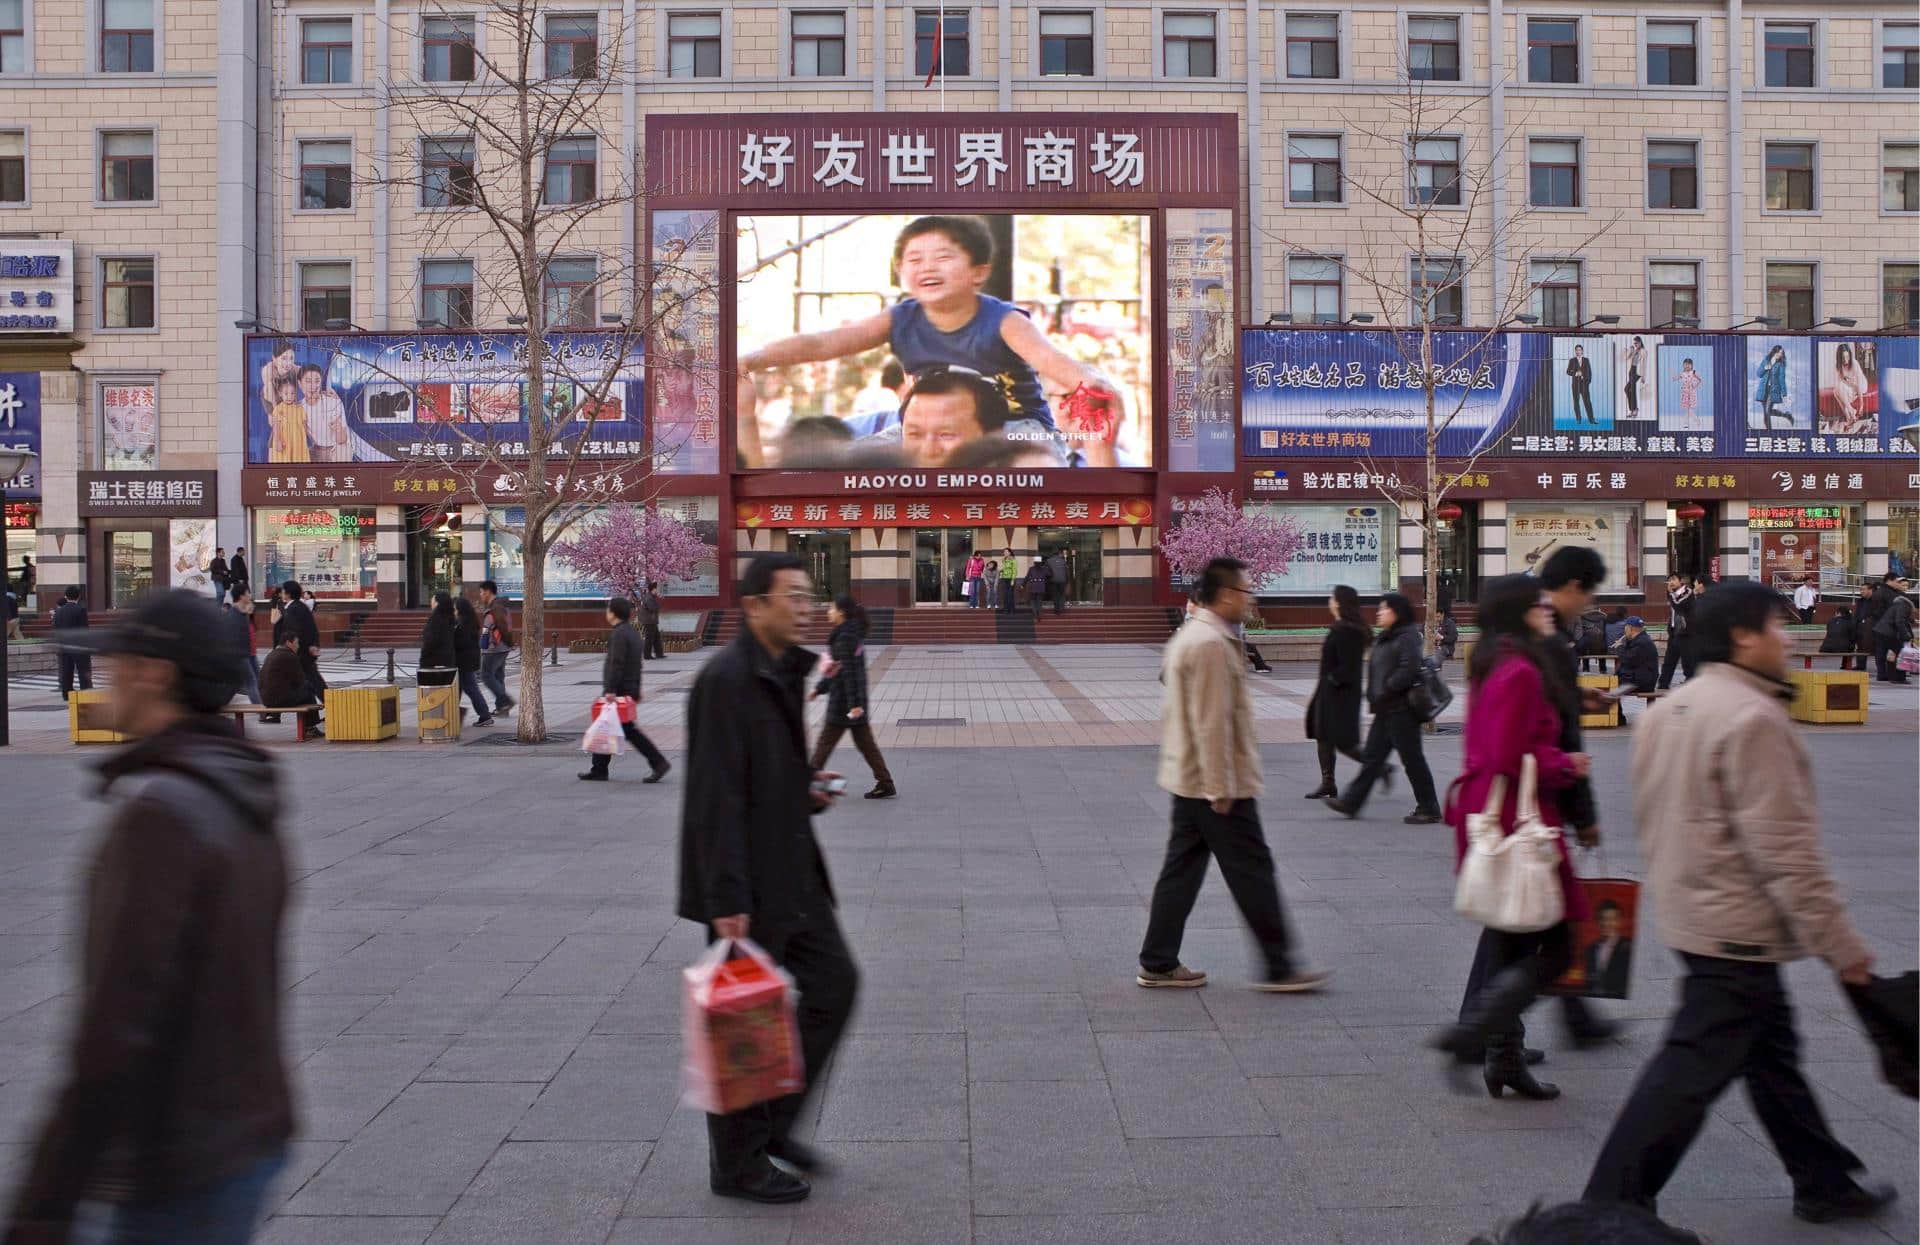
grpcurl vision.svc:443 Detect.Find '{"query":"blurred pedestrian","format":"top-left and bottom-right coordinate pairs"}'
top-left (224, 587), bottom-right (261, 704)
top-left (1304, 584), bottom-right (1369, 799)
top-left (1326, 592), bottom-right (1441, 824)
top-left (1584, 581), bottom-right (1896, 1230)
top-left (228, 547), bottom-right (250, 600)
top-left (810, 595), bottom-right (895, 799)
top-left (416, 590), bottom-right (456, 688)
top-left (679, 553), bottom-right (858, 1204)
top-left (1871, 574), bottom-right (1912, 683)
top-left (52, 585), bottom-right (93, 701)
top-left (1136, 557), bottom-right (1328, 994)
top-left (640, 580), bottom-right (666, 659)
top-left (1429, 574), bottom-right (1592, 1102)
top-left (1024, 557), bottom-right (1049, 621)
top-left (3, 591), bottom-right (293, 1244)
top-left (3, 580), bottom-right (19, 641)
top-left (579, 597), bottom-right (670, 783)
top-left (1045, 549), bottom-right (1069, 614)
top-left (452, 596), bottom-right (493, 726)
top-left (477, 580), bottom-right (515, 716)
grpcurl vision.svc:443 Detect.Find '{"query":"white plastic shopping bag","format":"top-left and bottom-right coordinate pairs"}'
top-left (581, 698), bottom-right (625, 756)
top-left (681, 938), bottom-right (804, 1114)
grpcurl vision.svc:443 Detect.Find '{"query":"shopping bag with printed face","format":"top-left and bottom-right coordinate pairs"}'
top-left (681, 938), bottom-right (804, 1114)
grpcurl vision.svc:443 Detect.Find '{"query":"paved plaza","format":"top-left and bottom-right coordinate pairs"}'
top-left (0, 645), bottom-right (1915, 1243)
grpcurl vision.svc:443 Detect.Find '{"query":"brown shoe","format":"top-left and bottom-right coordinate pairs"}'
top-left (1136, 965), bottom-right (1208, 988)
top-left (1253, 969), bottom-right (1331, 993)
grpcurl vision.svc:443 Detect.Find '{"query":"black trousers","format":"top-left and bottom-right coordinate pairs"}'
top-left (1457, 922), bottom-right (1574, 1043)
top-left (707, 910), bottom-right (860, 1186)
top-left (57, 652), bottom-right (93, 697)
top-left (1458, 923), bottom-right (1598, 1049)
top-left (1656, 635), bottom-right (1695, 689)
top-left (1139, 797), bottom-right (1296, 980)
top-left (1572, 381), bottom-right (1594, 421)
top-left (643, 623), bottom-right (665, 659)
top-left (1584, 954), bottom-right (1863, 1209)
top-left (1049, 583), bottom-right (1066, 614)
top-left (589, 720), bottom-right (667, 773)
top-left (810, 719), bottom-right (893, 786)
top-left (1315, 737), bottom-right (1362, 783)
top-left (1338, 708), bottom-right (1440, 814)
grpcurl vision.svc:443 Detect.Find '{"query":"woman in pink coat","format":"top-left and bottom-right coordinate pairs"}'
top-left (1430, 573), bottom-right (1592, 1101)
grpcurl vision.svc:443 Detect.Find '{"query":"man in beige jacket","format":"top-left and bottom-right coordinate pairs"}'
top-left (1136, 557), bottom-right (1327, 993)
top-left (1584, 581), bottom-right (1895, 1230)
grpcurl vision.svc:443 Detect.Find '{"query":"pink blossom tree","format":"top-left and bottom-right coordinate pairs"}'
top-left (1160, 487), bottom-right (1304, 595)
top-left (551, 506), bottom-right (712, 599)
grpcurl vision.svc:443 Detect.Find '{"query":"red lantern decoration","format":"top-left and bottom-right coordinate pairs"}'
top-left (1434, 502), bottom-right (1465, 522)
top-left (1675, 504), bottom-right (1708, 521)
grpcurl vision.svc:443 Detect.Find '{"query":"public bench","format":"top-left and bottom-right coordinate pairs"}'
top-left (227, 702), bottom-right (323, 741)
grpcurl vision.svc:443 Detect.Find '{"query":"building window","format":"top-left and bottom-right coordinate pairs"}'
top-left (1407, 15), bottom-right (1459, 81)
top-left (299, 261), bottom-right (351, 330)
top-left (790, 11), bottom-right (845, 76)
top-left (1646, 19), bottom-right (1696, 85)
top-left (1764, 261), bottom-right (1816, 329)
top-left (100, 256), bottom-right (155, 328)
top-left (301, 17), bottom-right (353, 84)
top-left (1527, 17), bottom-right (1578, 84)
top-left (1, 0), bottom-right (23, 73)
top-left (543, 257), bottom-right (597, 328)
top-left (1884, 143), bottom-right (1918, 212)
top-left (422, 15), bottom-right (476, 82)
top-left (1649, 261), bottom-right (1700, 325)
top-left (1647, 140), bottom-right (1699, 210)
top-left (100, 0), bottom-right (154, 71)
top-left (914, 10), bottom-right (969, 76)
top-left (1763, 21), bottom-right (1814, 87)
top-left (1410, 256), bottom-right (1464, 324)
top-left (542, 134), bottom-right (596, 204)
top-left (421, 259), bottom-right (474, 328)
top-left (298, 139), bottom-right (351, 210)
top-left (1886, 22), bottom-right (1919, 88)
top-left (420, 136), bottom-right (476, 207)
top-left (1529, 258), bottom-right (1582, 327)
top-left (1885, 262), bottom-right (1919, 329)
top-left (1763, 142), bottom-right (1815, 212)
top-left (0, 131), bottom-right (22, 203)
top-left (1410, 135), bottom-right (1461, 206)
top-left (1287, 134), bottom-right (1341, 204)
top-left (1528, 138), bottom-right (1580, 208)
top-left (1039, 10), bottom-right (1094, 76)
top-left (544, 13), bottom-right (597, 78)
top-left (1287, 255), bottom-right (1343, 323)
top-left (1286, 13), bottom-right (1338, 79)
top-left (1163, 12), bottom-right (1215, 77)
top-left (667, 12), bottom-right (722, 77)
top-left (99, 130), bottom-right (154, 202)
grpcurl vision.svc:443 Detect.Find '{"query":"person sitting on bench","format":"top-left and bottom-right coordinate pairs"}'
top-left (259, 634), bottom-right (323, 739)
top-left (1614, 616), bottom-right (1660, 695)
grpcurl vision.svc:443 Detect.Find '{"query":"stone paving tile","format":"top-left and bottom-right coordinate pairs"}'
top-left (424, 1140), bottom-right (648, 1245)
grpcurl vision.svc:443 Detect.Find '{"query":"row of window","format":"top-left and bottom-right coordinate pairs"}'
top-left (1283, 256), bottom-right (1920, 332)
top-left (1286, 135), bottom-right (1920, 214)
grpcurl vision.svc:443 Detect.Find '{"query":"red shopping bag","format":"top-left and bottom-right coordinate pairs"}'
top-left (681, 939), bottom-right (804, 1114)
top-left (1546, 877), bottom-right (1642, 1000)
top-left (610, 695), bottom-right (636, 724)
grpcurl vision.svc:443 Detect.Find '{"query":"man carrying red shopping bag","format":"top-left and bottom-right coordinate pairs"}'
top-left (579, 597), bottom-right (671, 784)
top-left (678, 553), bottom-right (858, 1205)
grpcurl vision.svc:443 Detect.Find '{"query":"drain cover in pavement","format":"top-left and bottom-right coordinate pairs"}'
top-left (468, 732), bottom-right (582, 746)
top-left (15, 704), bottom-right (71, 713)
top-left (897, 717), bottom-right (966, 726)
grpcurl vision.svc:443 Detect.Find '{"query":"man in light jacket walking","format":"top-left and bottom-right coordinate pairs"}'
top-left (1584, 581), bottom-right (1895, 1231)
top-left (1135, 557), bottom-right (1328, 993)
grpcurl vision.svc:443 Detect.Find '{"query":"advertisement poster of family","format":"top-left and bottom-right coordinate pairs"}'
top-left (1242, 328), bottom-right (1920, 459)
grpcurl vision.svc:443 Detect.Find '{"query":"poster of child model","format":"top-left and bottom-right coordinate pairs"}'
top-left (1655, 345), bottom-right (1714, 433)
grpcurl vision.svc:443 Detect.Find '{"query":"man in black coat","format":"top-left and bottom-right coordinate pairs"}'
top-left (228, 547), bottom-right (250, 599)
top-left (207, 547), bottom-right (231, 601)
top-left (1045, 550), bottom-right (1069, 614)
top-left (678, 553), bottom-right (858, 1205)
top-left (1567, 345), bottom-right (1595, 423)
top-left (640, 581), bottom-right (665, 660)
top-left (579, 597), bottom-right (670, 782)
top-left (51, 586), bottom-right (93, 700)
top-left (280, 581), bottom-right (326, 699)
top-left (1657, 574), bottom-right (1696, 689)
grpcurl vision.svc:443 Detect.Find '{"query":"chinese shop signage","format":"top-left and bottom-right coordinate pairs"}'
top-left (77, 470), bottom-right (217, 517)
top-left (0, 242), bottom-right (73, 333)
top-left (736, 497), bottom-right (1153, 528)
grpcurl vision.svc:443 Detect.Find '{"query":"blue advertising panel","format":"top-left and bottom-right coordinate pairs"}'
top-left (1242, 328), bottom-right (1920, 458)
top-left (0, 372), bottom-right (42, 499)
top-left (243, 332), bottom-right (646, 467)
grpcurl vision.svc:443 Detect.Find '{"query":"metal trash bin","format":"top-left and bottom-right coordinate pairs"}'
top-left (326, 685), bottom-right (400, 741)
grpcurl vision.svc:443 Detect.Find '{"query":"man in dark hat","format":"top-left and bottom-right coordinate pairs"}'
top-left (4, 591), bottom-right (294, 1244)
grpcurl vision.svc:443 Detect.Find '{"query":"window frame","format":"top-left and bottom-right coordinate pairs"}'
top-left (1759, 19), bottom-right (1818, 89)
top-left (297, 14), bottom-right (355, 85)
top-left (786, 8), bottom-right (849, 79)
top-left (541, 133), bottom-right (598, 206)
top-left (1284, 131), bottom-right (1344, 207)
top-left (0, 127), bottom-right (27, 208)
top-left (419, 134), bottom-right (477, 209)
top-left (96, 0), bottom-right (158, 73)
top-left (0, 0), bottom-right (29, 76)
top-left (1646, 257), bottom-right (1704, 327)
top-left (663, 9), bottom-right (725, 78)
top-left (296, 259), bottom-right (354, 332)
top-left (419, 11), bottom-right (479, 84)
top-left (1286, 253), bottom-right (1345, 324)
top-left (1523, 15), bottom-right (1581, 85)
top-left (1761, 139), bottom-right (1818, 215)
top-left (96, 253), bottom-right (158, 333)
top-left (1283, 11), bottom-right (1341, 81)
top-left (1404, 11), bottom-right (1463, 83)
top-left (910, 7), bottom-right (972, 77)
top-left (1161, 9), bottom-right (1219, 79)
top-left (1882, 260), bottom-right (1920, 330)
top-left (1762, 259), bottom-right (1819, 331)
top-left (419, 258), bottom-right (476, 329)
top-left (1884, 142), bottom-right (1919, 215)
top-left (95, 127), bottom-right (156, 206)
top-left (1640, 15), bottom-right (1701, 88)
top-left (295, 136), bottom-right (353, 213)
top-left (1408, 133), bottom-right (1464, 208)
top-left (1035, 8), bottom-right (1097, 77)
top-left (1526, 135), bottom-right (1584, 210)
top-left (1527, 257), bottom-right (1584, 328)
top-left (1645, 136), bottom-right (1701, 212)
top-left (1409, 254), bottom-right (1466, 325)
top-left (1880, 19), bottom-right (1919, 90)
top-left (542, 256), bottom-right (599, 329)
top-left (542, 11), bottom-right (598, 79)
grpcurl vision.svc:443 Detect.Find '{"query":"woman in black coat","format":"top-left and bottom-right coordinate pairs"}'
top-left (452, 595), bottom-right (495, 724)
top-left (417, 591), bottom-right (457, 687)
top-left (1305, 584), bottom-right (1370, 799)
top-left (809, 596), bottom-right (895, 798)
top-left (1327, 592), bottom-right (1442, 823)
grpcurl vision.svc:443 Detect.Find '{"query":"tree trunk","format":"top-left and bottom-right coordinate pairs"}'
top-left (515, 527), bottom-right (548, 742)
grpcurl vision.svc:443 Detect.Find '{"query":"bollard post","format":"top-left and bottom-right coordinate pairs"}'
top-left (355, 636), bottom-right (363, 662)
top-left (386, 648), bottom-right (396, 684)
top-left (549, 631), bottom-right (559, 667)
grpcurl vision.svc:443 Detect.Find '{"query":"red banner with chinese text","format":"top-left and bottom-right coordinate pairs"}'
top-left (735, 497), bottom-right (1153, 528)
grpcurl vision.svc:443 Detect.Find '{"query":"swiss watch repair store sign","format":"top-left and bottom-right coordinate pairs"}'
top-left (0, 241), bottom-right (74, 333)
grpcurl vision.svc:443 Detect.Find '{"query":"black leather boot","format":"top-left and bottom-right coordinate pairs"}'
top-left (1305, 764), bottom-right (1337, 799)
top-left (1484, 1035), bottom-right (1560, 1100)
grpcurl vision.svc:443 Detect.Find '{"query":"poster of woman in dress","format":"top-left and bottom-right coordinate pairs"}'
top-left (1614, 334), bottom-right (1657, 422)
top-left (1816, 340), bottom-right (1878, 437)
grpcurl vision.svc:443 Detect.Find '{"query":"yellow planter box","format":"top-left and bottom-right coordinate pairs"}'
top-left (1788, 670), bottom-right (1868, 724)
top-left (326, 685), bottom-right (400, 742)
top-left (67, 688), bottom-right (126, 744)
top-left (1578, 673), bottom-right (1621, 729)
top-left (416, 682), bottom-right (462, 742)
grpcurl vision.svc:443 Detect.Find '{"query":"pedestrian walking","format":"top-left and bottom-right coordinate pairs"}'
top-left (1437, 609), bottom-right (1460, 662)
top-left (207, 546), bottom-right (231, 601)
top-left (260, 633), bottom-right (324, 738)
top-left (4, 591), bottom-right (293, 1245)
top-left (477, 579), bottom-right (515, 716)
top-left (225, 587), bottom-right (262, 704)
top-left (1045, 549), bottom-right (1069, 614)
top-left (1656, 573), bottom-right (1696, 689)
top-left (1583, 581), bottom-right (1897, 1230)
top-left (1304, 584), bottom-right (1369, 799)
top-left (228, 547), bottom-right (250, 600)
top-left (997, 546), bottom-right (1017, 612)
top-left (280, 581), bottom-right (327, 700)
top-left (1136, 557), bottom-right (1329, 993)
top-left (964, 551), bottom-right (986, 608)
top-left (640, 581), bottom-right (666, 659)
top-left (1848, 580), bottom-right (1879, 670)
top-left (3, 580), bottom-right (19, 641)
top-left (1614, 616), bottom-right (1659, 694)
top-left (1326, 592), bottom-right (1441, 823)
top-left (1793, 578), bottom-right (1818, 624)
top-left (1023, 557), bottom-right (1049, 621)
top-left (16, 554), bottom-right (33, 606)
top-left (679, 553), bottom-right (859, 1204)
top-left (51, 585), bottom-right (93, 701)
top-left (1428, 574), bottom-right (1594, 1102)
top-left (1870, 574), bottom-right (1912, 683)
top-left (809, 595), bottom-right (896, 799)
top-left (416, 590), bottom-right (457, 687)
top-left (452, 596), bottom-right (494, 726)
top-left (579, 597), bottom-right (671, 783)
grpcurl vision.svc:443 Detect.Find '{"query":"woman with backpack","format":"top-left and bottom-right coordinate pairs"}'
top-left (1326, 593), bottom-right (1442, 824)
top-left (810, 595), bottom-right (896, 799)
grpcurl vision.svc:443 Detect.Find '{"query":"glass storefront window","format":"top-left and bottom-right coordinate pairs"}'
top-left (253, 506), bottom-right (377, 599)
top-left (6, 515), bottom-right (37, 606)
top-left (1747, 503), bottom-right (1861, 590)
top-left (1890, 504), bottom-right (1919, 580)
top-left (1507, 503), bottom-right (1641, 593)
top-left (109, 530), bottom-right (154, 606)
top-left (1244, 502), bottom-right (1397, 596)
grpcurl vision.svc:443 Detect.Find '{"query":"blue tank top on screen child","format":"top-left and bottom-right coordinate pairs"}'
top-left (888, 295), bottom-right (1054, 428)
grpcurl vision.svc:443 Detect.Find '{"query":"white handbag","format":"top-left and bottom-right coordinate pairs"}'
top-left (1453, 754), bottom-right (1566, 933)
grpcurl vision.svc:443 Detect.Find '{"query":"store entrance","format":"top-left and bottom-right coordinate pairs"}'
top-left (1035, 527), bottom-right (1102, 604)
top-left (912, 528), bottom-right (974, 605)
top-left (107, 530), bottom-right (155, 607)
top-left (790, 529), bottom-right (851, 601)
top-left (1668, 502), bottom-right (1715, 583)
top-left (1432, 504), bottom-right (1477, 613)
top-left (406, 506), bottom-right (461, 607)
